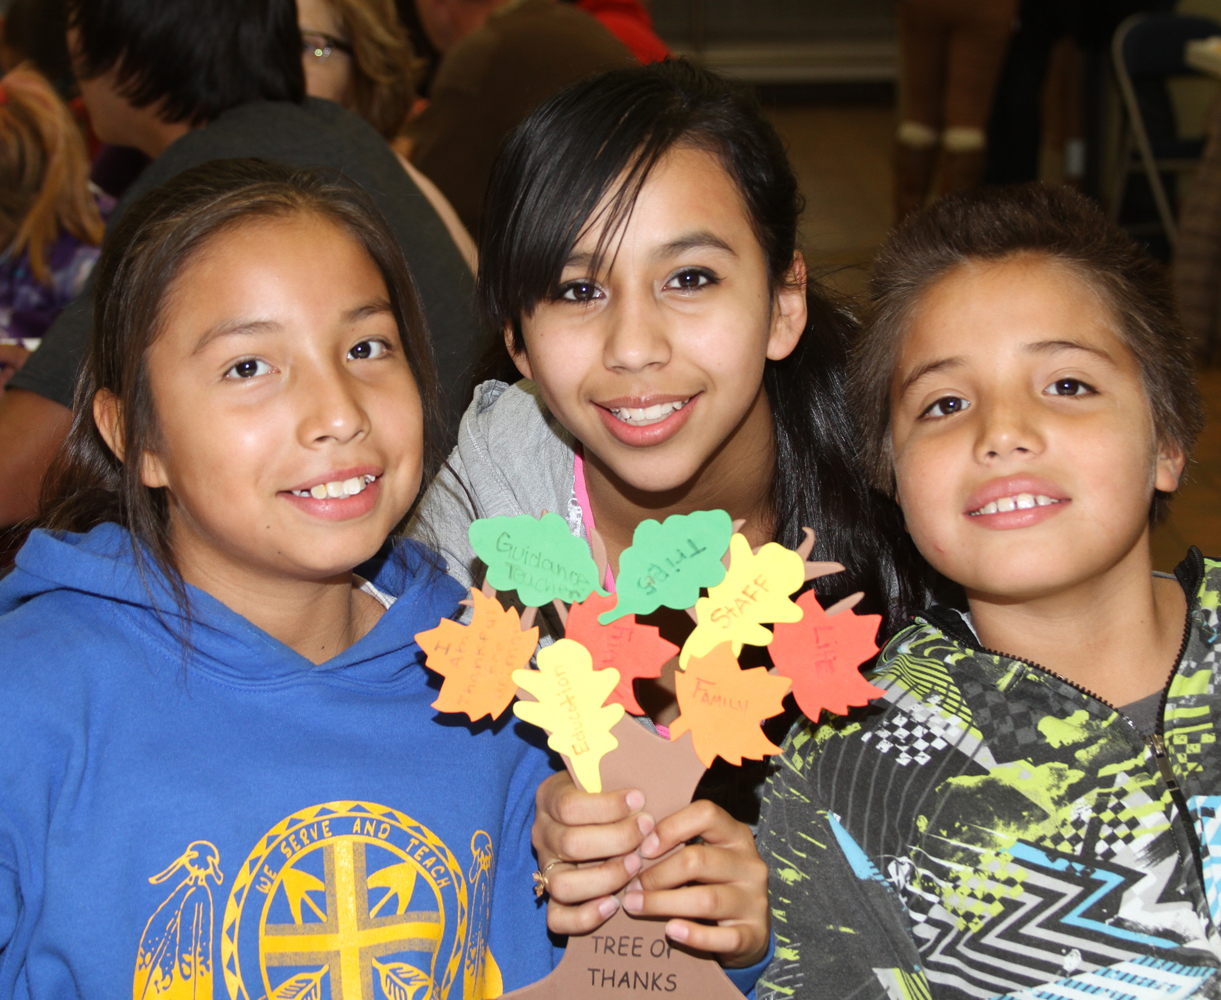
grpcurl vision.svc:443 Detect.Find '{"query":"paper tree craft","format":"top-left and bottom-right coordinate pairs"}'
top-left (414, 510), bottom-right (883, 1000)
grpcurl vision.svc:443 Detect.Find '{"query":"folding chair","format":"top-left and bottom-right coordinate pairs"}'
top-left (1109, 12), bottom-right (1220, 248)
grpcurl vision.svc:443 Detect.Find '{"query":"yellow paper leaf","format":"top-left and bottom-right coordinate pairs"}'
top-left (679, 534), bottom-right (805, 668)
top-left (513, 639), bottom-right (625, 792)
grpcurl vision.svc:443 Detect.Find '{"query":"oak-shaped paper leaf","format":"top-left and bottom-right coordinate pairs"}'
top-left (565, 592), bottom-right (679, 715)
top-left (679, 534), bottom-right (805, 668)
top-left (769, 590), bottom-right (883, 722)
top-left (416, 589), bottom-right (539, 722)
top-left (513, 639), bottom-right (625, 792)
top-left (600, 509), bottom-right (733, 623)
top-left (669, 643), bottom-right (791, 768)
top-left (469, 512), bottom-right (604, 607)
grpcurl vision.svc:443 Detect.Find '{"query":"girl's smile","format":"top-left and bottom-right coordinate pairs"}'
top-left (138, 214), bottom-right (423, 590)
top-left (510, 144), bottom-right (806, 498)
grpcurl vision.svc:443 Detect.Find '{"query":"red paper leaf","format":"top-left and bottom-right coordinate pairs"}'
top-left (565, 592), bottom-right (678, 715)
top-left (416, 589), bottom-right (539, 722)
top-left (769, 590), bottom-right (883, 722)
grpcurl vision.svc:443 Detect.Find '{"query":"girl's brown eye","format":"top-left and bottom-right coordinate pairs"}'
top-left (225, 358), bottom-right (271, 379)
top-left (922, 395), bottom-right (968, 418)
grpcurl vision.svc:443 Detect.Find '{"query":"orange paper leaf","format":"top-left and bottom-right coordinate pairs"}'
top-left (564, 592), bottom-right (679, 716)
top-left (769, 590), bottom-right (883, 722)
top-left (416, 589), bottom-right (539, 722)
top-left (669, 643), bottom-right (791, 768)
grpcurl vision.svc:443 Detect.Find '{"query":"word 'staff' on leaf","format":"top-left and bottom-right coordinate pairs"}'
top-left (669, 643), bottom-right (790, 768)
top-left (416, 589), bottom-right (539, 722)
top-left (680, 535), bottom-right (805, 668)
top-left (769, 590), bottom-right (883, 722)
top-left (565, 592), bottom-right (679, 716)
top-left (469, 512), bottom-right (603, 607)
top-left (600, 509), bottom-right (733, 624)
top-left (513, 639), bottom-right (625, 792)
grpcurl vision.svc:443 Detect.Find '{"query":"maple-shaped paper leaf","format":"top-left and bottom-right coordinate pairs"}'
top-left (679, 534), bottom-right (805, 669)
top-left (513, 639), bottom-right (625, 792)
top-left (565, 592), bottom-right (678, 716)
top-left (416, 589), bottom-right (539, 722)
top-left (769, 590), bottom-right (883, 722)
top-left (669, 643), bottom-right (791, 768)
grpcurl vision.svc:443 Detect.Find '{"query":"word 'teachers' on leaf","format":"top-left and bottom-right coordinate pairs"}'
top-left (469, 512), bottom-right (604, 607)
top-left (599, 510), bottom-right (733, 624)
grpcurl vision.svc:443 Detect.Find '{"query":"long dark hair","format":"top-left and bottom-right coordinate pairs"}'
top-left (477, 59), bottom-right (930, 632)
top-left (39, 158), bottom-right (441, 611)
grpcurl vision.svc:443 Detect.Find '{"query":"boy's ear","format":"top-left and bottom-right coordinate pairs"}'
top-left (92, 389), bottom-right (169, 489)
top-left (766, 251), bottom-right (808, 362)
top-left (1154, 439), bottom-right (1187, 493)
top-left (504, 323), bottom-right (534, 381)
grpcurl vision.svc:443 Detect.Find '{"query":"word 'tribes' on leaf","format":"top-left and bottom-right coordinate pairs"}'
top-left (680, 535), bottom-right (805, 669)
top-left (669, 643), bottom-right (791, 768)
top-left (600, 509), bottom-right (733, 624)
top-left (769, 590), bottom-right (883, 722)
top-left (513, 639), bottom-right (625, 793)
top-left (416, 589), bottom-right (539, 723)
top-left (469, 512), bottom-right (604, 607)
top-left (564, 592), bottom-right (678, 716)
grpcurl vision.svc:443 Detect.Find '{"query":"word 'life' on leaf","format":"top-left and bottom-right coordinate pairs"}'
top-left (769, 590), bottom-right (883, 722)
top-left (680, 534), bottom-right (805, 669)
top-left (469, 512), bottom-right (603, 607)
top-left (416, 589), bottom-right (539, 722)
top-left (669, 643), bottom-right (791, 768)
top-left (600, 509), bottom-right (733, 624)
top-left (513, 639), bottom-right (625, 793)
top-left (564, 592), bottom-right (679, 716)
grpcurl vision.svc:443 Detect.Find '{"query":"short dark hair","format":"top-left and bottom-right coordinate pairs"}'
top-left (478, 58), bottom-right (932, 632)
top-left (851, 182), bottom-right (1205, 522)
top-left (39, 158), bottom-right (441, 610)
top-left (67, 0), bottom-right (305, 126)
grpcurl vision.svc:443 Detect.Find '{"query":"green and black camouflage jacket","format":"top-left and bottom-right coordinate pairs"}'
top-left (759, 550), bottom-right (1221, 1000)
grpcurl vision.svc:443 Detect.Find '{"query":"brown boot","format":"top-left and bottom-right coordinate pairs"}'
top-left (894, 142), bottom-right (939, 223)
top-left (940, 148), bottom-right (988, 196)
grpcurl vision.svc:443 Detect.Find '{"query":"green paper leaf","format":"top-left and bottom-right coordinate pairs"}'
top-left (469, 512), bottom-right (603, 607)
top-left (599, 509), bottom-right (733, 624)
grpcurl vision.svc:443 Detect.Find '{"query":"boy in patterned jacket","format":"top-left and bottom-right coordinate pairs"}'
top-left (759, 184), bottom-right (1221, 1000)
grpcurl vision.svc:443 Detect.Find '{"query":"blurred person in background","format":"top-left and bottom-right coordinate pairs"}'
top-left (0, 64), bottom-right (109, 384)
top-left (404, 0), bottom-right (634, 235)
top-left (0, 0), bottom-right (478, 528)
top-left (297, 0), bottom-right (476, 268)
top-left (894, 0), bottom-right (1017, 221)
top-left (565, 0), bottom-right (667, 64)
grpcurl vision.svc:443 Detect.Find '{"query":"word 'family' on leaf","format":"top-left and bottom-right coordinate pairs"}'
top-left (469, 512), bottom-right (604, 607)
top-left (565, 592), bottom-right (679, 716)
top-left (599, 509), bottom-right (734, 625)
top-left (669, 643), bottom-right (791, 768)
top-left (513, 639), bottom-right (625, 793)
top-left (769, 590), bottom-right (883, 722)
top-left (416, 589), bottom-right (539, 722)
top-left (681, 534), bottom-right (805, 669)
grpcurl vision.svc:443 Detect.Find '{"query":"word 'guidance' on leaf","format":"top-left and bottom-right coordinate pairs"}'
top-left (600, 509), bottom-right (733, 624)
top-left (769, 590), bottom-right (883, 722)
top-left (513, 639), bottom-right (625, 793)
top-left (416, 589), bottom-right (539, 722)
top-left (669, 643), bottom-right (791, 768)
top-left (680, 534), bottom-right (805, 668)
top-left (564, 592), bottom-right (678, 716)
top-left (469, 512), bottom-right (603, 607)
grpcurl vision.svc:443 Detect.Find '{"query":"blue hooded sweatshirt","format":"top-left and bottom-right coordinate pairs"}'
top-left (0, 524), bottom-right (559, 1000)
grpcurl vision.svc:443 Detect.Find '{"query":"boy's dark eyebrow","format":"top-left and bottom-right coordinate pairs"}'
top-left (1024, 339), bottom-right (1116, 364)
top-left (897, 357), bottom-right (964, 398)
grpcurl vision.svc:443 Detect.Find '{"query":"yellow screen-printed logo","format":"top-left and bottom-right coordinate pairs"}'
top-left (135, 802), bottom-right (500, 1000)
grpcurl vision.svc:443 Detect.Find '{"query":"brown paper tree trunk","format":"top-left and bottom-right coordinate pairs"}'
top-left (502, 716), bottom-right (746, 999)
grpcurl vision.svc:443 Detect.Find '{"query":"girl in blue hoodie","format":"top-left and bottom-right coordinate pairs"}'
top-left (0, 158), bottom-right (563, 1000)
